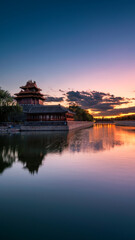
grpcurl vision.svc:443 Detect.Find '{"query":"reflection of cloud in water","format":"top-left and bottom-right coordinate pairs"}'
top-left (0, 125), bottom-right (135, 174)
top-left (68, 124), bottom-right (126, 153)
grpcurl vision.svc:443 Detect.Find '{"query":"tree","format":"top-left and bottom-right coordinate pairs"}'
top-left (0, 87), bottom-right (22, 122)
top-left (69, 104), bottom-right (93, 121)
top-left (0, 87), bottom-right (13, 106)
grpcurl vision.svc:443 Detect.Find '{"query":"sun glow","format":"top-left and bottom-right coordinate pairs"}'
top-left (94, 113), bottom-right (135, 119)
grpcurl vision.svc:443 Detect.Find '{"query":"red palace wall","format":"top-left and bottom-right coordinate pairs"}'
top-left (18, 98), bottom-right (43, 105)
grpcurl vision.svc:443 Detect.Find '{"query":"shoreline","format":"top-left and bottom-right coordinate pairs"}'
top-left (114, 121), bottom-right (135, 127)
top-left (1, 121), bottom-right (135, 133)
top-left (0, 121), bottom-right (94, 133)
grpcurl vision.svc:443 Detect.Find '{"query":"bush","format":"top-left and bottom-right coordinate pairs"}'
top-left (69, 105), bottom-right (93, 121)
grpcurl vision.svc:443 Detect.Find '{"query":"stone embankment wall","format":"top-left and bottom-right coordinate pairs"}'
top-left (0, 126), bottom-right (9, 133)
top-left (20, 125), bottom-right (69, 131)
top-left (67, 121), bottom-right (93, 130)
top-left (20, 121), bottom-right (93, 131)
top-left (115, 121), bottom-right (135, 127)
top-left (0, 125), bottom-right (20, 133)
top-left (0, 121), bottom-right (93, 132)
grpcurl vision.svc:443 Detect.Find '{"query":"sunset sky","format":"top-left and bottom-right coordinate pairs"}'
top-left (0, 0), bottom-right (135, 117)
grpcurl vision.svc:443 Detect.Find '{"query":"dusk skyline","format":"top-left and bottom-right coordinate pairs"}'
top-left (1, 0), bottom-right (135, 117)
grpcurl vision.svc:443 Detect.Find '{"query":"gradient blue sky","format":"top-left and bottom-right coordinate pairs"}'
top-left (0, 0), bottom-right (135, 102)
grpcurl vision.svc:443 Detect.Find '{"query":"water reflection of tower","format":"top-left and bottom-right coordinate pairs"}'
top-left (0, 132), bottom-right (69, 175)
top-left (18, 132), bottom-right (69, 174)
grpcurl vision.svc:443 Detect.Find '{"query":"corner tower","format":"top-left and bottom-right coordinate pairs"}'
top-left (14, 80), bottom-right (45, 105)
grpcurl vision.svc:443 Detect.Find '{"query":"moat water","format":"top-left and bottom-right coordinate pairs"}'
top-left (0, 124), bottom-right (135, 240)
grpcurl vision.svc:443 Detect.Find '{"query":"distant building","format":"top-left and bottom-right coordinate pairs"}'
top-left (14, 80), bottom-right (74, 121)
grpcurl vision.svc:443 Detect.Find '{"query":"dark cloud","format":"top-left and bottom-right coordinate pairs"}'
top-left (45, 96), bottom-right (64, 102)
top-left (44, 90), bottom-right (134, 116)
top-left (66, 90), bottom-right (134, 116)
top-left (59, 89), bottom-right (65, 93)
top-left (66, 90), bottom-right (129, 108)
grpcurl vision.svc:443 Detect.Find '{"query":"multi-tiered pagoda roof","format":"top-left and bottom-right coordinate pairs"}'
top-left (14, 80), bottom-right (45, 105)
